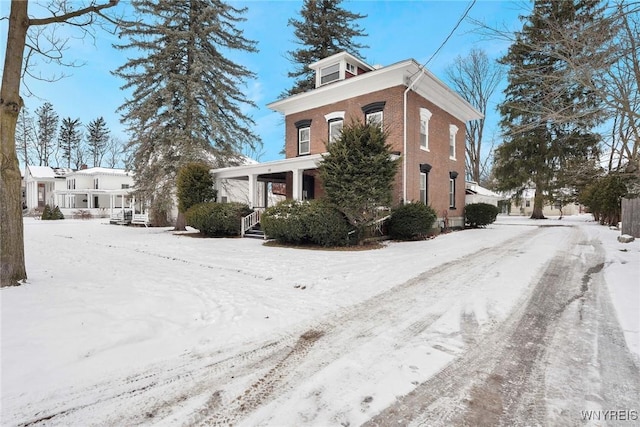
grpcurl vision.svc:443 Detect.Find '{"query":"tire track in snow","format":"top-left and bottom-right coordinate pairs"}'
top-left (365, 226), bottom-right (640, 427)
top-left (193, 227), bottom-right (562, 425)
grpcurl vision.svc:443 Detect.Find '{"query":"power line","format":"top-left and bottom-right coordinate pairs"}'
top-left (410, 0), bottom-right (476, 79)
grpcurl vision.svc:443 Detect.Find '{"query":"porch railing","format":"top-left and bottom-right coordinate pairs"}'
top-left (132, 213), bottom-right (150, 227)
top-left (241, 208), bottom-right (264, 237)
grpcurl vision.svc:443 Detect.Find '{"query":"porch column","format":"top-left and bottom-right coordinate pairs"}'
top-left (247, 174), bottom-right (257, 208)
top-left (291, 169), bottom-right (303, 201)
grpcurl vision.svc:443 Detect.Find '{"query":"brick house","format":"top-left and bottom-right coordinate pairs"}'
top-left (212, 51), bottom-right (482, 231)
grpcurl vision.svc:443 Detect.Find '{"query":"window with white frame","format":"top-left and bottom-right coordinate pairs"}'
top-left (420, 163), bottom-right (431, 205)
top-left (320, 63), bottom-right (340, 85)
top-left (328, 120), bottom-right (343, 144)
top-left (346, 62), bottom-right (356, 74)
top-left (295, 119), bottom-right (312, 155)
top-left (420, 108), bottom-right (432, 151)
top-left (366, 111), bottom-right (383, 127)
top-left (449, 124), bottom-right (458, 159)
top-left (67, 178), bottom-right (75, 190)
top-left (93, 178), bottom-right (99, 189)
top-left (362, 101), bottom-right (385, 128)
top-left (449, 171), bottom-right (458, 208)
top-left (324, 111), bottom-right (345, 145)
top-left (298, 127), bottom-right (310, 155)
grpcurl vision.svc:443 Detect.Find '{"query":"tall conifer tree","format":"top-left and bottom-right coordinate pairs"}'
top-left (494, 0), bottom-right (605, 219)
top-left (115, 0), bottom-right (259, 227)
top-left (59, 117), bottom-right (82, 168)
top-left (34, 102), bottom-right (58, 166)
top-left (86, 117), bottom-right (110, 167)
top-left (285, 0), bottom-right (367, 96)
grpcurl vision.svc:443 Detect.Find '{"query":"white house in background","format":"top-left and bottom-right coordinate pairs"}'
top-left (24, 166), bottom-right (72, 211)
top-left (465, 181), bottom-right (505, 207)
top-left (508, 188), bottom-right (584, 217)
top-left (53, 167), bottom-right (135, 211)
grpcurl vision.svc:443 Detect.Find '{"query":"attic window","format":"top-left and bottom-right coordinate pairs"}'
top-left (346, 62), bottom-right (356, 74)
top-left (320, 63), bottom-right (340, 85)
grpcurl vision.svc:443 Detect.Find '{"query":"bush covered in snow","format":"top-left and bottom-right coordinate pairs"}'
top-left (464, 203), bottom-right (500, 228)
top-left (186, 202), bottom-right (252, 237)
top-left (388, 202), bottom-right (437, 240)
top-left (41, 205), bottom-right (64, 220)
top-left (261, 199), bottom-right (351, 246)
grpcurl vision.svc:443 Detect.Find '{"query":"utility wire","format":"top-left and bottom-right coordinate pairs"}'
top-left (410, 0), bottom-right (476, 80)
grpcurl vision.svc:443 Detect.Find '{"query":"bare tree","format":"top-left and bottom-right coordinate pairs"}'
top-left (1, 0), bottom-right (121, 286)
top-left (445, 48), bottom-right (504, 183)
top-left (15, 107), bottom-right (37, 170)
top-left (104, 136), bottom-right (127, 168)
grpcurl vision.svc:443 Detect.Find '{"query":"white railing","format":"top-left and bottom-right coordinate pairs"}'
top-left (132, 213), bottom-right (150, 227)
top-left (241, 209), bottom-right (262, 237)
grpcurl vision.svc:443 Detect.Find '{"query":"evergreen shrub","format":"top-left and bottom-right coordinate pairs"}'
top-left (305, 200), bottom-right (351, 247)
top-left (388, 202), bottom-right (437, 240)
top-left (41, 204), bottom-right (64, 220)
top-left (186, 202), bottom-right (252, 237)
top-left (176, 162), bottom-right (216, 213)
top-left (261, 200), bottom-right (308, 244)
top-left (261, 199), bottom-right (351, 246)
top-left (464, 203), bottom-right (500, 228)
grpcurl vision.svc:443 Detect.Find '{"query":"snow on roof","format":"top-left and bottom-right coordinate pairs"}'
top-left (70, 167), bottom-right (130, 177)
top-left (465, 181), bottom-right (503, 198)
top-left (27, 166), bottom-right (56, 179)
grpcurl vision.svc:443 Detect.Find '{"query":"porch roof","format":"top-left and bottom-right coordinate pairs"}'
top-left (211, 154), bottom-right (324, 180)
top-left (53, 188), bottom-right (134, 196)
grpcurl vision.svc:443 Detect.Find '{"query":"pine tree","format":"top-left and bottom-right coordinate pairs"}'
top-left (34, 102), bottom-right (59, 166)
top-left (494, 0), bottom-right (605, 219)
top-left (318, 121), bottom-right (399, 242)
top-left (285, 0), bottom-right (368, 96)
top-left (114, 0), bottom-right (260, 228)
top-left (58, 117), bottom-right (82, 168)
top-left (86, 117), bottom-right (110, 167)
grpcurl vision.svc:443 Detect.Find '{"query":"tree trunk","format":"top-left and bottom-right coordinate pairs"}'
top-left (174, 211), bottom-right (187, 231)
top-left (1, 1), bottom-right (29, 286)
top-left (530, 188), bottom-right (546, 219)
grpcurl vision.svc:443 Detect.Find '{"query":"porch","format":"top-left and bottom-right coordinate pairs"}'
top-left (211, 154), bottom-right (324, 209)
top-left (211, 154), bottom-right (324, 237)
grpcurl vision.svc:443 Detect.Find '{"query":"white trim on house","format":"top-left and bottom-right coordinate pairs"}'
top-left (269, 58), bottom-right (482, 123)
top-left (211, 154), bottom-right (323, 207)
top-left (420, 108), bottom-right (432, 151)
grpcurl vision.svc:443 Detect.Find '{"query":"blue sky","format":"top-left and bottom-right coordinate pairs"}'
top-left (3, 0), bottom-right (528, 164)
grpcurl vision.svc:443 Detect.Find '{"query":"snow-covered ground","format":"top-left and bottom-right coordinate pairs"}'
top-left (1, 214), bottom-right (638, 425)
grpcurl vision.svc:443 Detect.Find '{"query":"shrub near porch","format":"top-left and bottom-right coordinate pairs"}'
top-left (186, 202), bottom-right (252, 237)
top-left (261, 200), bottom-right (351, 247)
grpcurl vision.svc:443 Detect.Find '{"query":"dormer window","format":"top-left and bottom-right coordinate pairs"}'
top-left (320, 63), bottom-right (340, 85)
top-left (310, 52), bottom-right (374, 88)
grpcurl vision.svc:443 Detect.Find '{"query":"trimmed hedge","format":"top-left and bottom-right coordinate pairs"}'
top-left (388, 202), bottom-right (437, 240)
top-left (185, 202), bottom-right (252, 237)
top-left (464, 203), bottom-right (500, 228)
top-left (261, 199), bottom-right (351, 246)
top-left (41, 204), bottom-right (64, 220)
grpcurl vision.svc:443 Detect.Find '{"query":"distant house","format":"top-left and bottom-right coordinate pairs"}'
top-left (508, 188), bottom-right (584, 216)
top-left (24, 166), bottom-right (72, 211)
top-left (465, 181), bottom-right (505, 207)
top-left (212, 51), bottom-right (482, 233)
top-left (53, 167), bottom-right (134, 210)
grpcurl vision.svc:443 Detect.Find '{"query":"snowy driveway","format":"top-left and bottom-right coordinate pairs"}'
top-left (1, 216), bottom-right (638, 426)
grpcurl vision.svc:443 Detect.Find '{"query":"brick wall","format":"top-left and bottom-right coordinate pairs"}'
top-left (283, 85), bottom-right (466, 224)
